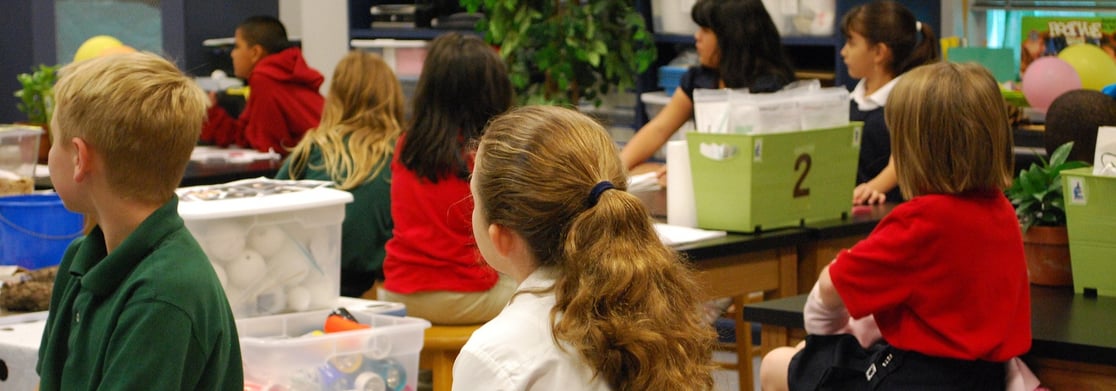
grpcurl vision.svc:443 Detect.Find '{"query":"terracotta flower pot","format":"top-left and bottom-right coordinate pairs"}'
top-left (1021, 225), bottom-right (1073, 286)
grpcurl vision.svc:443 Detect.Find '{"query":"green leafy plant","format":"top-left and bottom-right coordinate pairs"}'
top-left (15, 64), bottom-right (59, 126)
top-left (461, 0), bottom-right (657, 106)
top-left (1006, 141), bottom-right (1090, 232)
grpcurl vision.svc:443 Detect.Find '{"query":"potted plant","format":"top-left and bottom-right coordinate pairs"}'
top-left (460, 0), bottom-right (656, 106)
top-left (14, 64), bottom-right (59, 164)
top-left (1005, 141), bottom-right (1090, 286)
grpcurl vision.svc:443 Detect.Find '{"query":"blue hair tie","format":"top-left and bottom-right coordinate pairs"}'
top-left (586, 181), bottom-right (615, 208)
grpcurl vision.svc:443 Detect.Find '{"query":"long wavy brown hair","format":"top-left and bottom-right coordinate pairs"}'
top-left (474, 105), bottom-right (716, 390)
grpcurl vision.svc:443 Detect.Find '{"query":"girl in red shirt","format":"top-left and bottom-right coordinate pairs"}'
top-left (760, 63), bottom-right (1031, 390)
top-left (380, 32), bottom-right (515, 324)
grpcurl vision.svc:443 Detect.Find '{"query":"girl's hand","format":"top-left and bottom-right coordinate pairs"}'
top-left (852, 183), bottom-right (887, 205)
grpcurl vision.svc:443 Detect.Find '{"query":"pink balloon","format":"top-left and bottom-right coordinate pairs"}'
top-left (1022, 56), bottom-right (1082, 112)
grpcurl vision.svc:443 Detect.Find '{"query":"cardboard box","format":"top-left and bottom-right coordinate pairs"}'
top-left (1062, 167), bottom-right (1116, 297)
top-left (237, 310), bottom-right (430, 390)
top-left (686, 122), bottom-right (861, 232)
top-left (177, 178), bottom-right (353, 318)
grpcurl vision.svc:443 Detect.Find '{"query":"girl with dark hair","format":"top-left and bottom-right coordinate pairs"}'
top-left (455, 105), bottom-right (716, 390)
top-left (843, 0), bottom-right (940, 205)
top-left (620, 0), bottom-right (795, 171)
top-left (380, 32), bottom-right (516, 325)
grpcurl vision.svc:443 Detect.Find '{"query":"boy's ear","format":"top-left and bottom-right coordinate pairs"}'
top-left (249, 44), bottom-right (267, 63)
top-left (70, 137), bottom-right (93, 183)
top-left (488, 223), bottom-right (525, 260)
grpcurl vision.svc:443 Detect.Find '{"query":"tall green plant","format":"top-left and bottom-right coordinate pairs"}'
top-left (1006, 141), bottom-right (1090, 232)
top-left (14, 64), bottom-right (59, 126)
top-left (461, 0), bottom-right (657, 106)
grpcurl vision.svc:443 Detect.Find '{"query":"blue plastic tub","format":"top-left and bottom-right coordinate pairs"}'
top-left (658, 66), bottom-right (687, 97)
top-left (0, 193), bottom-right (84, 269)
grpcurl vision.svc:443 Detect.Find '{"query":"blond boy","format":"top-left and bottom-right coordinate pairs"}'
top-left (36, 52), bottom-right (243, 390)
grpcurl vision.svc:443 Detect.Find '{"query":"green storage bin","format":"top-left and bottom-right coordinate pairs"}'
top-left (1062, 167), bottom-right (1116, 297)
top-left (686, 122), bottom-right (862, 232)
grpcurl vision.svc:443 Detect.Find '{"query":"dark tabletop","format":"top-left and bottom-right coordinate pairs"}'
top-left (742, 286), bottom-right (1116, 366)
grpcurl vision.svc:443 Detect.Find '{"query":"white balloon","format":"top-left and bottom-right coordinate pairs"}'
top-left (249, 226), bottom-right (287, 257)
top-left (228, 250), bottom-right (267, 289)
top-left (201, 221), bottom-right (246, 262)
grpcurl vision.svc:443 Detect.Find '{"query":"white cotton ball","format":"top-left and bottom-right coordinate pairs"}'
top-left (257, 287), bottom-right (288, 315)
top-left (248, 226), bottom-right (287, 257)
top-left (228, 250), bottom-right (267, 289)
top-left (286, 286), bottom-right (311, 312)
top-left (211, 263), bottom-right (229, 289)
top-left (303, 276), bottom-right (336, 309)
top-left (201, 221), bottom-right (246, 263)
top-left (309, 229), bottom-right (339, 267)
top-left (267, 242), bottom-right (311, 287)
top-left (211, 69), bottom-right (227, 80)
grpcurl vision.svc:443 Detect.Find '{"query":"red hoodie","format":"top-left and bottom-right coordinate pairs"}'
top-left (201, 47), bottom-right (324, 156)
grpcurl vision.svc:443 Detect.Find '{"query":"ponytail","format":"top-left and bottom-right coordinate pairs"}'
top-left (896, 21), bottom-right (940, 75)
top-left (553, 185), bottom-right (715, 390)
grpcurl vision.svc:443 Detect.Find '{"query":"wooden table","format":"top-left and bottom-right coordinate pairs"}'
top-left (675, 230), bottom-right (807, 391)
top-left (797, 203), bottom-right (895, 292)
top-left (742, 286), bottom-right (1116, 390)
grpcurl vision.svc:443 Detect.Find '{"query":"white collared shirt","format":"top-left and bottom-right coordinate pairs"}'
top-left (851, 77), bottom-right (902, 111)
top-left (452, 268), bottom-right (612, 391)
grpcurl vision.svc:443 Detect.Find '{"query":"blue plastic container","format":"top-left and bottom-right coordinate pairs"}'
top-left (658, 66), bottom-right (688, 97)
top-left (0, 193), bottom-right (84, 269)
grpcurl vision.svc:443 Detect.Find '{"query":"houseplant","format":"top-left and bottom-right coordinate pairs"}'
top-left (14, 64), bottom-right (59, 163)
top-left (460, 0), bottom-right (656, 106)
top-left (1005, 141), bottom-right (1090, 286)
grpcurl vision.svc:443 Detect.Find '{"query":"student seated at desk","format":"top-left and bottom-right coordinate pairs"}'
top-left (201, 15), bottom-right (325, 157)
top-left (455, 105), bottom-right (716, 390)
top-left (277, 51), bottom-right (403, 298)
top-left (841, 1), bottom-right (940, 206)
top-left (619, 0), bottom-right (794, 172)
top-left (38, 52), bottom-right (242, 390)
top-left (759, 63), bottom-right (1030, 390)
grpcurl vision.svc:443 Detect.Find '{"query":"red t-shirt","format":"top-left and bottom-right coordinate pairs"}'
top-left (830, 190), bottom-right (1031, 362)
top-left (201, 47), bottom-right (324, 156)
top-left (383, 137), bottom-right (498, 293)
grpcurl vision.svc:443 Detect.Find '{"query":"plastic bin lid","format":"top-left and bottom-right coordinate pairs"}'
top-left (0, 125), bottom-right (44, 138)
top-left (177, 177), bottom-right (354, 220)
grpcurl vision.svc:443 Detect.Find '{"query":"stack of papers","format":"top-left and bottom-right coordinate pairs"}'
top-left (627, 171), bottom-right (661, 193)
top-left (190, 146), bottom-right (280, 164)
top-left (654, 223), bottom-right (726, 246)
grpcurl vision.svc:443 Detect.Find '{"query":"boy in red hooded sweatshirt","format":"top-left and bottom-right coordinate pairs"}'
top-left (201, 15), bottom-right (325, 156)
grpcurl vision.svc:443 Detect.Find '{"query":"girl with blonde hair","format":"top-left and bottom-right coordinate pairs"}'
top-left (454, 105), bottom-right (716, 390)
top-left (277, 50), bottom-right (403, 297)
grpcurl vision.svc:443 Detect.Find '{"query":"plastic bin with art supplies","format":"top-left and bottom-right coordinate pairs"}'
top-left (1062, 126), bottom-right (1116, 297)
top-left (176, 178), bottom-right (353, 318)
top-left (674, 81), bottom-right (859, 232)
top-left (237, 307), bottom-right (430, 391)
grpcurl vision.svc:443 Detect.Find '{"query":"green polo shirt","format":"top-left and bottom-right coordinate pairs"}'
top-left (277, 143), bottom-right (393, 296)
top-left (37, 196), bottom-right (243, 390)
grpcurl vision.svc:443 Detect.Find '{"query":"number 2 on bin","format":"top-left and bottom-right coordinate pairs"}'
top-left (793, 153), bottom-right (811, 198)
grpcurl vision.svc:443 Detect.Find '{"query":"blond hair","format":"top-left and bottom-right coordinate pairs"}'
top-left (53, 52), bottom-right (206, 204)
top-left (887, 62), bottom-right (1013, 199)
top-left (474, 105), bottom-right (715, 390)
top-left (286, 51), bottom-right (403, 189)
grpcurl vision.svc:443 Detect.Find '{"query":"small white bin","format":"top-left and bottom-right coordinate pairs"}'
top-left (177, 178), bottom-right (353, 318)
top-left (237, 310), bottom-right (431, 390)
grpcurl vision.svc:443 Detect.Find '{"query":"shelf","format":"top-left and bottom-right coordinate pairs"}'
top-left (350, 27), bottom-right (479, 41)
top-left (654, 33), bottom-right (837, 47)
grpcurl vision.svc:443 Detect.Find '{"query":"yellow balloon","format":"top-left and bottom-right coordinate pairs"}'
top-left (1058, 43), bottom-right (1116, 91)
top-left (73, 35), bottom-right (124, 63)
top-left (99, 45), bottom-right (137, 57)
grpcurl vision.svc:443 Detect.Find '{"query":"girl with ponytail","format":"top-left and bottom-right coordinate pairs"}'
top-left (454, 105), bottom-right (716, 390)
top-left (843, 0), bottom-right (940, 205)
